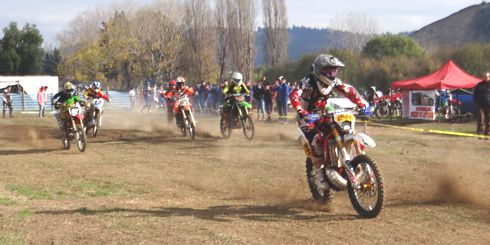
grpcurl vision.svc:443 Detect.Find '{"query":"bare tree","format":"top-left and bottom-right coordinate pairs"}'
top-left (215, 0), bottom-right (228, 82)
top-left (129, 8), bottom-right (183, 82)
top-left (226, 0), bottom-right (257, 81)
top-left (262, 0), bottom-right (288, 67)
top-left (330, 13), bottom-right (380, 51)
top-left (183, 0), bottom-right (217, 82)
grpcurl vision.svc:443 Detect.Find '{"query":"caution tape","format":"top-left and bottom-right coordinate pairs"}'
top-left (365, 121), bottom-right (488, 139)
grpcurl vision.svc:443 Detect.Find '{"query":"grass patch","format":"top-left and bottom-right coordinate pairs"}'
top-left (0, 234), bottom-right (24, 245)
top-left (6, 185), bottom-right (52, 200)
top-left (0, 197), bottom-right (17, 206)
top-left (17, 209), bottom-right (33, 218)
top-left (69, 178), bottom-right (127, 197)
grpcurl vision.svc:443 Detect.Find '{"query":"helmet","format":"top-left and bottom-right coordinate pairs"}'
top-left (312, 54), bottom-right (345, 86)
top-left (92, 81), bottom-right (101, 90)
top-left (231, 72), bottom-right (243, 86)
top-left (169, 80), bottom-right (177, 87)
top-left (176, 76), bottom-right (185, 88)
top-left (63, 82), bottom-right (75, 95)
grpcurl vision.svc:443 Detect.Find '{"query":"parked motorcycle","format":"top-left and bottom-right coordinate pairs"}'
top-left (220, 94), bottom-right (254, 140)
top-left (374, 90), bottom-right (402, 119)
top-left (176, 93), bottom-right (196, 139)
top-left (61, 102), bottom-right (87, 152)
top-left (297, 107), bottom-right (384, 218)
top-left (84, 98), bottom-right (105, 137)
top-left (435, 90), bottom-right (468, 123)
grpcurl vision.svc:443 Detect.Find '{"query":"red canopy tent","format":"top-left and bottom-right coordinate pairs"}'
top-left (391, 60), bottom-right (480, 90)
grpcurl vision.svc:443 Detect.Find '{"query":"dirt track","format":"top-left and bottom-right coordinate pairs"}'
top-left (0, 110), bottom-right (489, 244)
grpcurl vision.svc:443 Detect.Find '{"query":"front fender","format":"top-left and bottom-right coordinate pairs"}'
top-left (356, 132), bottom-right (376, 148)
top-left (240, 101), bottom-right (252, 109)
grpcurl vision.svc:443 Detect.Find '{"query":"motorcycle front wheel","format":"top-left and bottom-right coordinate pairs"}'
top-left (186, 114), bottom-right (196, 140)
top-left (62, 134), bottom-right (70, 150)
top-left (241, 115), bottom-right (254, 141)
top-left (93, 112), bottom-right (100, 138)
top-left (347, 154), bottom-right (384, 218)
top-left (220, 116), bottom-right (232, 139)
top-left (76, 125), bottom-right (87, 153)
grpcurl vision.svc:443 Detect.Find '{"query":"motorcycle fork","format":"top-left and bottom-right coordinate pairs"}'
top-left (237, 102), bottom-right (244, 118)
top-left (331, 126), bottom-right (358, 185)
top-left (187, 109), bottom-right (196, 127)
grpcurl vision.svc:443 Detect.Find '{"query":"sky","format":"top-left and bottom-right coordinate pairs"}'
top-left (0, 0), bottom-right (484, 46)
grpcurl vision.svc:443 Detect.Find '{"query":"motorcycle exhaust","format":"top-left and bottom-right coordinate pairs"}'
top-left (325, 168), bottom-right (348, 190)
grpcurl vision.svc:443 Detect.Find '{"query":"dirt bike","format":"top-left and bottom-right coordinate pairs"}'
top-left (61, 102), bottom-right (87, 153)
top-left (297, 107), bottom-right (384, 218)
top-left (220, 94), bottom-right (254, 140)
top-left (435, 91), bottom-right (468, 123)
top-left (176, 94), bottom-right (196, 139)
top-left (374, 91), bottom-right (402, 119)
top-left (84, 98), bottom-right (105, 137)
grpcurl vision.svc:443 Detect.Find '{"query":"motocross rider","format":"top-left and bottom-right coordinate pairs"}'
top-left (289, 54), bottom-right (365, 190)
top-left (82, 81), bottom-right (111, 126)
top-left (166, 76), bottom-right (194, 127)
top-left (222, 72), bottom-right (250, 119)
top-left (51, 82), bottom-right (82, 132)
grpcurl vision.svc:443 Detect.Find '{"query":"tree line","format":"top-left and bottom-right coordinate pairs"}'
top-left (0, 22), bottom-right (59, 76)
top-left (262, 35), bottom-right (490, 92)
top-left (55, 0), bottom-right (288, 89)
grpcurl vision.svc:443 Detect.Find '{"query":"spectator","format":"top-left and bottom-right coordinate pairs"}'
top-left (253, 81), bottom-right (266, 120)
top-left (2, 87), bottom-right (13, 118)
top-left (37, 86), bottom-right (48, 117)
top-left (264, 82), bottom-right (273, 121)
top-left (473, 72), bottom-right (490, 139)
top-left (128, 87), bottom-right (136, 110)
top-left (141, 80), bottom-right (153, 113)
top-left (198, 81), bottom-right (209, 114)
top-left (274, 76), bottom-right (291, 123)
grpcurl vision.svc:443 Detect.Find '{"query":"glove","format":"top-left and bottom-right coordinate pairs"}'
top-left (297, 108), bottom-right (306, 119)
top-left (108, 98), bottom-right (112, 103)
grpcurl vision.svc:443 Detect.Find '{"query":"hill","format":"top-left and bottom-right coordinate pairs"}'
top-left (256, 26), bottom-right (348, 66)
top-left (411, 2), bottom-right (490, 49)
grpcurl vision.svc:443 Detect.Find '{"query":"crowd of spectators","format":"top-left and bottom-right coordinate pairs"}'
top-left (129, 76), bottom-right (300, 123)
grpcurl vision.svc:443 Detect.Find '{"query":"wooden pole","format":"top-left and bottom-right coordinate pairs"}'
top-left (21, 86), bottom-right (25, 112)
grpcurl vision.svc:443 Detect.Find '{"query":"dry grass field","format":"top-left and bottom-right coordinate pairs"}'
top-left (0, 109), bottom-right (489, 244)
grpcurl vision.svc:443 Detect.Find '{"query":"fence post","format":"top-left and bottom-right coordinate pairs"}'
top-left (21, 86), bottom-right (26, 112)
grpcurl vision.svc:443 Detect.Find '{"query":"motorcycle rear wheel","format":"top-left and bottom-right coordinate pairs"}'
top-left (241, 115), bottom-right (254, 141)
top-left (305, 158), bottom-right (333, 204)
top-left (374, 103), bottom-right (390, 119)
top-left (76, 126), bottom-right (87, 153)
top-left (347, 155), bottom-right (384, 218)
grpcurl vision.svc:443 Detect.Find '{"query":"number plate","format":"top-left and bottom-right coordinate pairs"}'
top-left (335, 113), bottom-right (354, 122)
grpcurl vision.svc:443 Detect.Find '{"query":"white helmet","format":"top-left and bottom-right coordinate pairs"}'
top-left (312, 54), bottom-right (344, 86)
top-left (231, 72), bottom-right (243, 86)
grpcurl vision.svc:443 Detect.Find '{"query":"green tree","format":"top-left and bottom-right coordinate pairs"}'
top-left (0, 22), bottom-right (44, 75)
top-left (451, 43), bottom-right (490, 76)
top-left (0, 22), bottom-right (21, 74)
top-left (18, 24), bottom-right (44, 74)
top-left (362, 35), bottom-right (424, 59)
top-left (42, 48), bottom-right (61, 75)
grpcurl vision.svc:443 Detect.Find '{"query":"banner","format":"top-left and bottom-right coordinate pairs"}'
top-left (409, 90), bottom-right (436, 120)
